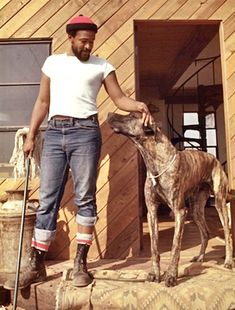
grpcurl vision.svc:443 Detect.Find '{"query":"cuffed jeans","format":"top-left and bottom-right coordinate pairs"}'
top-left (32, 117), bottom-right (102, 250)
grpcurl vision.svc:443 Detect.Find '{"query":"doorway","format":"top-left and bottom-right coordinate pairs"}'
top-left (134, 20), bottom-right (226, 232)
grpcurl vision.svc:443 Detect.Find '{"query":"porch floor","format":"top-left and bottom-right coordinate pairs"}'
top-left (5, 207), bottom-right (235, 309)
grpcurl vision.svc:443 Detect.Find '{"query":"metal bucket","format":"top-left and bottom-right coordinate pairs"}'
top-left (0, 189), bottom-right (36, 285)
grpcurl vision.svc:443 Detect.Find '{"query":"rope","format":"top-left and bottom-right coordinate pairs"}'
top-left (9, 127), bottom-right (42, 179)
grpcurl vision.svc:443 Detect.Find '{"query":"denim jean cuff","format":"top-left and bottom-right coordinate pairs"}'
top-left (76, 214), bottom-right (97, 226)
top-left (34, 227), bottom-right (56, 242)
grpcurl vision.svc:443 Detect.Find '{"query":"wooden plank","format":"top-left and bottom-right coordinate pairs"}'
top-left (0, 0), bottom-right (51, 37)
top-left (223, 10), bottom-right (235, 41)
top-left (229, 113), bottom-right (235, 139)
top-left (95, 0), bottom-right (169, 59)
top-left (109, 218), bottom-right (140, 259)
top-left (99, 133), bottom-right (128, 168)
top-left (0, 0), bottom-right (11, 11)
top-left (12, 0), bottom-right (71, 38)
top-left (107, 36), bottom-right (134, 68)
top-left (95, 176), bottom-right (137, 235)
top-left (228, 94), bottom-right (235, 118)
top-left (210, 0), bottom-right (235, 21)
top-left (232, 157), bottom-right (235, 187)
top-left (151, 0), bottom-right (189, 19)
top-left (116, 54), bottom-right (135, 82)
top-left (92, 0), bottom-right (149, 52)
top-left (32, 0), bottom-right (89, 38)
top-left (96, 141), bottom-right (136, 197)
top-left (225, 32), bottom-right (235, 60)
top-left (99, 108), bottom-right (134, 144)
top-left (90, 196), bottom-right (138, 259)
top-left (0, 0), bottom-right (30, 28)
top-left (231, 136), bottom-right (235, 161)
top-left (170, 0), bottom-right (202, 19)
top-left (189, 0), bottom-right (226, 19)
top-left (0, 178), bottom-right (24, 191)
top-left (230, 197), bottom-right (235, 255)
top-left (227, 72), bottom-right (235, 99)
top-left (226, 52), bottom-right (235, 79)
top-left (0, 178), bottom-right (7, 186)
top-left (96, 151), bottom-right (137, 212)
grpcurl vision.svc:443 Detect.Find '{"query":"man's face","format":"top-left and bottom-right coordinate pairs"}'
top-left (69, 30), bottom-right (96, 61)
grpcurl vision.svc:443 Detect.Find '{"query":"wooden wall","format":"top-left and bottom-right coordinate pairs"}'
top-left (0, 0), bottom-right (235, 260)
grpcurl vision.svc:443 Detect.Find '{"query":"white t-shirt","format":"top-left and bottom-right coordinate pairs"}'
top-left (41, 53), bottom-right (115, 119)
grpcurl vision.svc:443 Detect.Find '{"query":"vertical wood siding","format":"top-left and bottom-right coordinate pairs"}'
top-left (0, 0), bottom-right (235, 259)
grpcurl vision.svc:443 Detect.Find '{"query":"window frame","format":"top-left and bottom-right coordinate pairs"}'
top-left (0, 38), bottom-right (52, 165)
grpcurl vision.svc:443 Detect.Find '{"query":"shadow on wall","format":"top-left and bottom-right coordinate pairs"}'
top-left (92, 119), bottom-right (140, 260)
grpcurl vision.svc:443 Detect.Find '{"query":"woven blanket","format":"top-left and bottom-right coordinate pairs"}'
top-left (56, 262), bottom-right (235, 310)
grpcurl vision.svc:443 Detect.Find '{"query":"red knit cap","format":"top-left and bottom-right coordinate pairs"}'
top-left (66, 15), bottom-right (98, 33)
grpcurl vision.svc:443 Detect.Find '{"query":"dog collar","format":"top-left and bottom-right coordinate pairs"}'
top-left (147, 154), bottom-right (177, 186)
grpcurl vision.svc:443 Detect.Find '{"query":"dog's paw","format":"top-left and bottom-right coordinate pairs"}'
top-left (224, 261), bottom-right (233, 269)
top-left (147, 272), bottom-right (160, 283)
top-left (163, 273), bottom-right (177, 287)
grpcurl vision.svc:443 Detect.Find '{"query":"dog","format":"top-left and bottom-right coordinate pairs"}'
top-left (107, 111), bottom-right (233, 287)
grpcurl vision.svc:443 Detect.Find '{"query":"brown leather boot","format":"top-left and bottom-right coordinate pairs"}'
top-left (73, 244), bottom-right (93, 287)
top-left (3, 247), bottom-right (47, 290)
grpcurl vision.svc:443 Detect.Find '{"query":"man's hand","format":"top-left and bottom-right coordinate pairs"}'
top-left (136, 102), bottom-right (153, 127)
top-left (23, 136), bottom-right (35, 158)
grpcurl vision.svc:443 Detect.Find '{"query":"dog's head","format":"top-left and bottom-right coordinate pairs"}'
top-left (107, 112), bottom-right (161, 139)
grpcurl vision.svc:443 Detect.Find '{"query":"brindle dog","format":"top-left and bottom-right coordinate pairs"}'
top-left (107, 111), bottom-right (233, 287)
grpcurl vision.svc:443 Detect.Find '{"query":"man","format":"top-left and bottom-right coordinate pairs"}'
top-left (4, 15), bottom-right (152, 289)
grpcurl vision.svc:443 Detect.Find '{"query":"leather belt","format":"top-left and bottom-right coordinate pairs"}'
top-left (51, 114), bottom-right (98, 122)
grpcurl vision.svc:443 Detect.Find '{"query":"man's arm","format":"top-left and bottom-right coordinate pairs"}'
top-left (24, 73), bottom-right (50, 157)
top-left (103, 71), bottom-right (152, 125)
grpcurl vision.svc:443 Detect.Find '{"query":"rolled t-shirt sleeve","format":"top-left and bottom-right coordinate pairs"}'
top-left (41, 56), bottom-right (53, 78)
top-left (103, 61), bottom-right (115, 80)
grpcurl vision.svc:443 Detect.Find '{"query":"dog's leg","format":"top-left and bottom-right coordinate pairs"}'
top-left (214, 193), bottom-right (233, 269)
top-left (190, 190), bottom-right (210, 262)
top-left (164, 205), bottom-right (187, 287)
top-left (212, 167), bottom-right (233, 269)
top-left (145, 178), bottom-right (160, 282)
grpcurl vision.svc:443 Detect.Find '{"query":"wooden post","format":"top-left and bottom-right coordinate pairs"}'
top-left (229, 190), bottom-right (235, 256)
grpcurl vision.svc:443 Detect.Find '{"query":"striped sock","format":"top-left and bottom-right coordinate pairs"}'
top-left (76, 232), bottom-right (93, 246)
top-left (31, 238), bottom-right (50, 251)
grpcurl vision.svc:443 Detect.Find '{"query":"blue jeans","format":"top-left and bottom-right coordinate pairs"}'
top-left (33, 117), bottom-right (102, 246)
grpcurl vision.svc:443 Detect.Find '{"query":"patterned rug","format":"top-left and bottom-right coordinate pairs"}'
top-left (56, 262), bottom-right (235, 310)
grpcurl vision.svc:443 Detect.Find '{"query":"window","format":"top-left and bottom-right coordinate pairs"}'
top-left (183, 112), bottom-right (200, 149)
top-left (183, 112), bottom-right (218, 156)
top-left (0, 39), bottom-right (51, 165)
top-left (205, 112), bottom-right (217, 156)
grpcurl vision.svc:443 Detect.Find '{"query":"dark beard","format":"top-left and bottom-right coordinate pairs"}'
top-left (72, 46), bottom-right (90, 61)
